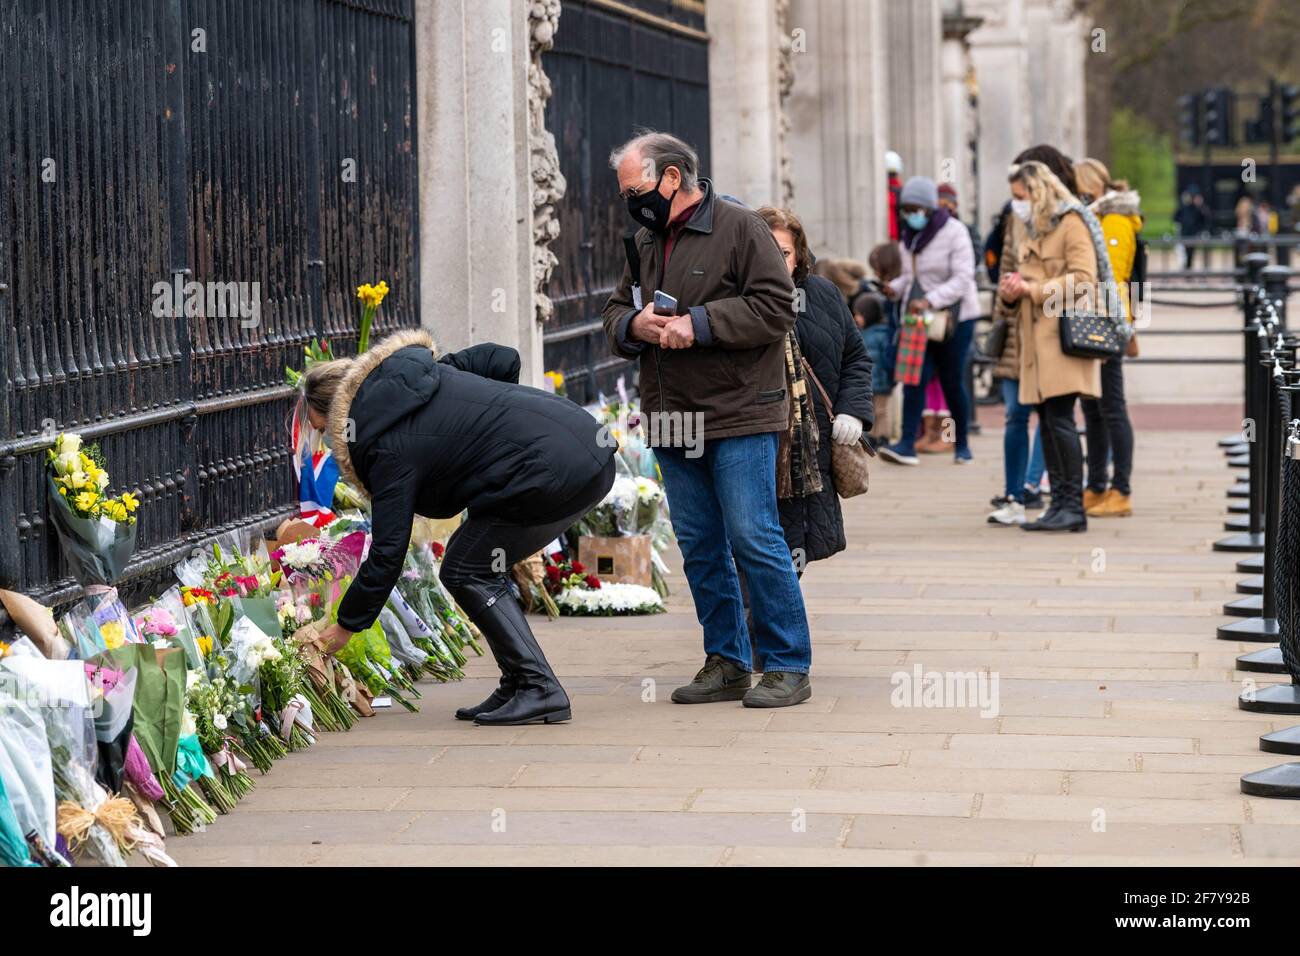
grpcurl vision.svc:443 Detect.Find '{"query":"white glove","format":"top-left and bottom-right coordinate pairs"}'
top-left (831, 413), bottom-right (864, 446)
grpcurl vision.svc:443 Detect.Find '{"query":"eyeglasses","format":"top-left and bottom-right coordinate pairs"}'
top-left (618, 168), bottom-right (668, 201)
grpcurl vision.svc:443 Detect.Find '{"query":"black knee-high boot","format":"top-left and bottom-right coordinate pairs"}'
top-left (1024, 400), bottom-right (1087, 533)
top-left (454, 578), bottom-right (571, 725)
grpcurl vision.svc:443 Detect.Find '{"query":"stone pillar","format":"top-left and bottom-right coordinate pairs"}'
top-left (940, 6), bottom-right (982, 219)
top-left (965, 0), bottom-right (1030, 232)
top-left (413, 0), bottom-right (542, 383)
top-left (707, 0), bottom-right (786, 208)
top-left (786, 0), bottom-right (888, 262)
top-left (882, 0), bottom-right (944, 183)
top-left (1020, 0), bottom-right (1090, 158)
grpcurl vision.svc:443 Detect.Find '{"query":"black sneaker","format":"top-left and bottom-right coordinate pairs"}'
top-left (671, 654), bottom-right (752, 704)
top-left (1022, 488), bottom-right (1044, 509)
top-left (989, 493), bottom-right (1012, 508)
top-left (742, 671), bottom-right (812, 708)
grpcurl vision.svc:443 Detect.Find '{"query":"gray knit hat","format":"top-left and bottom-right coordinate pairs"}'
top-left (898, 176), bottom-right (938, 210)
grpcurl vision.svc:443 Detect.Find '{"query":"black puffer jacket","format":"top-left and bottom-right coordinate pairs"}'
top-left (779, 274), bottom-right (875, 563)
top-left (328, 329), bottom-right (614, 631)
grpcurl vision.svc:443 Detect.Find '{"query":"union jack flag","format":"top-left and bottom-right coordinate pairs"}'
top-left (291, 410), bottom-right (339, 528)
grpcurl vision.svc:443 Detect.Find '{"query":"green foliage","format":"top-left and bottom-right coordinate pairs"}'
top-left (1109, 107), bottom-right (1176, 236)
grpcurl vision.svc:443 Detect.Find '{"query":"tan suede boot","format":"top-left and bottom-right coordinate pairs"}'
top-left (915, 414), bottom-right (948, 454)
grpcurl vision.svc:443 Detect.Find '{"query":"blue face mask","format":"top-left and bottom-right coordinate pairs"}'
top-left (903, 210), bottom-right (930, 231)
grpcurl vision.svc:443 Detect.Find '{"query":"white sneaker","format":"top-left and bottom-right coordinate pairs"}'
top-left (987, 500), bottom-right (1026, 525)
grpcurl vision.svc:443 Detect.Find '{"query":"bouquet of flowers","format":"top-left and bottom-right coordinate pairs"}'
top-left (221, 616), bottom-right (291, 772)
top-left (184, 667), bottom-right (256, 809)
top-left (3, 651), bottom-right (140, 865)
top-left (45, 432), bottom-right (140, 588)
top-left (256, 632), bottom-right (316, 751)
top-left (553, 581), bottom-right (664, 616)
top-left (396, 541), bottom-right (481, 675)
top-left (540, 551), bottom-right (663, 616)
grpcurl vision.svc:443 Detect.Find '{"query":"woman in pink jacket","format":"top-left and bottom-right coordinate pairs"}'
top-left (878, 176), bottom-right (981, 466)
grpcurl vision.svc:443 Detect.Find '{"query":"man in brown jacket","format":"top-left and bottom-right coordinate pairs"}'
top-left (602, 131), bottom-right (813, 708)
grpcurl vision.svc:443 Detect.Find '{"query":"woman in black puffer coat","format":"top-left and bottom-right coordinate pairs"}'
top-left (302, 329), bottom-right (615, 726)
top-left (759, 207), bottom-right (875, 566)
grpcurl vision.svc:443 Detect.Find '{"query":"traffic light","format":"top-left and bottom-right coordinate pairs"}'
top-left (1282, 84), bottom-right (1300, 142)
top-left (1178, 93), bottom-right (1201, 146)
top-left (1253, 91), bottom-right (1275, 144)
top-left (1203, 87), bottom-right (1233, 147)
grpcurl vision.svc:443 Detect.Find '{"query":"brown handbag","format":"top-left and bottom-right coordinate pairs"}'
top-left (800, 357), bottom-right (873, 498)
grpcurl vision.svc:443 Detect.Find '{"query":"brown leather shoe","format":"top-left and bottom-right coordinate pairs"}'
top-left (1083, 488), bottom-right (1106, 511)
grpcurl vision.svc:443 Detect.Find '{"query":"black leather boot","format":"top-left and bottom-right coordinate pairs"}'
top-left (457, 579), bottom-right (571, 725)
top-left (454, 673), bottom-right (516, 721)
top-left (1024, 405), bottom-right (1087, 533)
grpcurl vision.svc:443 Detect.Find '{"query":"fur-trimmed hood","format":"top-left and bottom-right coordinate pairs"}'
top-left (326, 328), bottom-right (439, 494)
top-left (1091, 188), bottom-right (1142, 220)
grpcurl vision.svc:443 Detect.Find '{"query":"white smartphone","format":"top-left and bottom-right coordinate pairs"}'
top-left (653, 290), bottom-right (678, 316)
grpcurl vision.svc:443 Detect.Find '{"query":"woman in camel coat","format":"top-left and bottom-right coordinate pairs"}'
top-left (997, 160), bottom-right (1101, 532)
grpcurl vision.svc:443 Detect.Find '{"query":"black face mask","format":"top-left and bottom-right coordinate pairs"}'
top-left (626, 171), bottom-right (678, 234)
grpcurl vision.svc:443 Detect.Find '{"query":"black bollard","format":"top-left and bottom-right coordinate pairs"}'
top-left (1214, 322), bottom-right (1270, 553)
top-left (1221, 252), bottom-right (1272, 449)
top-left (1219, 356), bottom-right (1287, 639)
top-left (1224, 323), bottom-right (1265, 532)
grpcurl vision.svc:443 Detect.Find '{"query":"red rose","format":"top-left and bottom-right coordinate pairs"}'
top-left (571, 561), bottom-right (585, 574)
top-left (431, 541), bottom-right (446, 560)
top-left (551, 551), bottom-right (565, 562)
top-left (584, 575), bottom-right (602, 589)
top-left (545, 565), bottom-right (561, 581)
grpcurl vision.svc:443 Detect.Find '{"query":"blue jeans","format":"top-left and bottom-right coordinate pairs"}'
top-left (656, 432), bottom-right (812, 674)
top-left (898, 318), bottom-right (974, 455)
top-left (1001, 377), bottom-right (1045, 501)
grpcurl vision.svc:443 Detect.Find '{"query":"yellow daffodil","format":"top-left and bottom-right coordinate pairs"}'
top-left (74, 490), bottom-right (100, 513)
top-left (121, 491), bottom-right (139, 513)
top-left (355, 280), bottom-right (389, 310)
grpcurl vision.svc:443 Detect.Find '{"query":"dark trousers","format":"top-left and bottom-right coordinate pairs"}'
top-left (900, 318), bottom-right (974, 454)
top-left (1081, 356), bottom-right (1133, 496)
top-left (1038, 393), bottom-right (1085, 509)
top-left (439, 459), bottom-right (615, 615)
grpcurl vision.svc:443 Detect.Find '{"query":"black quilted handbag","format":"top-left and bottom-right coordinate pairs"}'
top-left (1058, 311), bottom-right (1124, 359)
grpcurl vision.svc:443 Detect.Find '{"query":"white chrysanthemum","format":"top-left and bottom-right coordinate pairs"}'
top-left (555, 582), bottom-right (663, 615)
top-left (601, 476), bottom-right (639, 512)
top-left (635, 476), bottom-right (663, 503)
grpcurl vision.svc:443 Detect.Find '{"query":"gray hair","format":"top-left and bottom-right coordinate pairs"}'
top-left (609, 130), bottom-right (699, 191)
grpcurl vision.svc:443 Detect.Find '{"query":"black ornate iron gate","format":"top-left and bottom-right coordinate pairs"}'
top-left (0, 0), bottom-right (419, 612)
top-left (542, 0), bottom-right (710, 407)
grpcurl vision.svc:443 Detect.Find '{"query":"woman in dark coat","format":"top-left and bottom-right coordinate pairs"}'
top-left (759, 207), bottom-right (875, 565)
top-left (303, 329), bottom-right (615, 726)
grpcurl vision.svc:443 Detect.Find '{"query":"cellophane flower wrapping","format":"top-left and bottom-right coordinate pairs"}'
top-left (0, 772), bottom-right (37, 866)
top-left (44, 480), bottom-right (137, 589)
top-left (0, 674), bottom-right (62, 863)
top-left (3, 649), bottom-right (128, 865)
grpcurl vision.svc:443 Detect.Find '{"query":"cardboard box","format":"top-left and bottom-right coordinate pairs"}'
top-left (579, 534), bottom-right (653, 587)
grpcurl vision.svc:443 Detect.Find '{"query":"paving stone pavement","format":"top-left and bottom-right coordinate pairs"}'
top-left (168, 418), bottom-right (1299, 867)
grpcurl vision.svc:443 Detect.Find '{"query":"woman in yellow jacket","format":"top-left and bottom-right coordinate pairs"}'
top-left (1074, 158), bottom-right (1139, 518)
